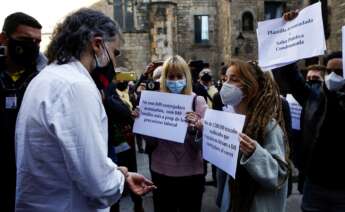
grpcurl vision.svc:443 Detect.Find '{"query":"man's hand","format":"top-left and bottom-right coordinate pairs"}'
top-left (126, 172), bottom-right (156, 196)
top-left (283, 10), bottom-right (299, 22)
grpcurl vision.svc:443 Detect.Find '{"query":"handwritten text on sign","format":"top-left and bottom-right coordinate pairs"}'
top-left (203, 109), bottom-right (245, 178)
top-left (133, 91), bottom-right (193, 143)
top-left (257, 2), bottom-right (326, 70)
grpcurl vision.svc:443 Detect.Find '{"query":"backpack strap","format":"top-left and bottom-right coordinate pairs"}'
top-left (192, 95), bottom-right (197, 111)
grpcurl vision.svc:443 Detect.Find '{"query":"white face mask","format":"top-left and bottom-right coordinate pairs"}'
top-left (325, 72), bottom-right (345, 91)
top-left (219, 83), bottom-right (244, 106)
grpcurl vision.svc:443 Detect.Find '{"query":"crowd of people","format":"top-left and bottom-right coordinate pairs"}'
top-left (0, 6), bottom-right (344, 212)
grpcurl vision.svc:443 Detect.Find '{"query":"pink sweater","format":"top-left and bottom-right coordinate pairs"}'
top-left (145, 95), bottom-right (208, 177)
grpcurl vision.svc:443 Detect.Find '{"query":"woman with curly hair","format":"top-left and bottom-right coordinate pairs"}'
top-left (219, 59), bottom-right (290, 212)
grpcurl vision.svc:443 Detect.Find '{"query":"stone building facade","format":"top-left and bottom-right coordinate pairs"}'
top-left (89, 0), bottom-right (344, 75)
top-left (323, 0), bottom-right (345, 52)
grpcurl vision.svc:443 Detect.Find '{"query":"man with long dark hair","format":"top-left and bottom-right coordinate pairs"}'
top-left (15, 9), bottom-right (155, 212)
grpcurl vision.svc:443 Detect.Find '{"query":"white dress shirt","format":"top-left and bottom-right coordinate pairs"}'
top-left (15, 61), bottom-right (125, 212)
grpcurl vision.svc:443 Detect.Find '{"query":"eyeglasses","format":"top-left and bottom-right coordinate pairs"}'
top-left (326, 68), bottom-right (342, 76)
top-left (101, 40), bottom-right (121, 57)
top-left (114, 49), bottom-right (121, 57)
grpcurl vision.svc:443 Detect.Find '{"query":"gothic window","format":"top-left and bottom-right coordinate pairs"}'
top-left (264, 1), bottom-right (285, 20)
top-left (242, 12), bottom-right (254, 32)
top-left (114, 0), bottom-right (135, 32)
top-left (194, 15), bottom-right (209, 44)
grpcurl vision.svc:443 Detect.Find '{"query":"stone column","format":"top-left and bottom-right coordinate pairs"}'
top-left (148, 1), bottom-right (178, 61)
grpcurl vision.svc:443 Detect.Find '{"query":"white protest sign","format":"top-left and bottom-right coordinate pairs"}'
top-left (202, 109), bottom-right (245, 178)
top-left (260, 61), bottom-right (296, 72)
top-left (257, 2), bottom-right (326, 70)
top-left (286, 94), bottom-right (302, 130)
top-left (342, 26), bottom-right (345, 77)
top-left (133, 90), bottom-right (193, 143)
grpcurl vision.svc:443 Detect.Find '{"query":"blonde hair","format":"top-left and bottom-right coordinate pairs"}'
top-left (160, 55), bottom-right (193, 95)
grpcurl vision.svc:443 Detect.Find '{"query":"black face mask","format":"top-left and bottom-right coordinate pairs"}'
top-left (201, 73), bottom-right (212, 83)
top-left (307, 79), bottom-right (322, 87)
top-left (117, 81), bottom-right (128, 91)
top-left (8, 37), bottom-right (39, 68)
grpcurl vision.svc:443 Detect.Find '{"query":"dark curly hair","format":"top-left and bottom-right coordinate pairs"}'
top-left (45, 8), bottom-right (121, 64)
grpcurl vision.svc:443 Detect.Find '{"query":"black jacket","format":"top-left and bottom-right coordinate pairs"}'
top-left (0, 54), bottom-right (46, 211)
top-left (193, 82), bottom-right (213, 103)
top-left (273, 63), bottom-right (345, 189)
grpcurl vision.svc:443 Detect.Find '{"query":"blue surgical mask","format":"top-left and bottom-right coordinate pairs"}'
top-left (219, 82), bottom-right (244, 106)
top-left (166, 79), bottom-right (186, 94)
top-left (325, 72), bottom-right (345, 91)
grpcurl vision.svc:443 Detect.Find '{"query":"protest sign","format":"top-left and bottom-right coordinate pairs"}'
top-left (202, 109), bottom-right (245, 178)
top-left (133, 90), bottom-right (193, 143)
top-left (286, 94), bottom-right (302, 130)
top-left (257, 2), bottom-right (326, 70)
top-left (343, 26), bottom-right (345, 77)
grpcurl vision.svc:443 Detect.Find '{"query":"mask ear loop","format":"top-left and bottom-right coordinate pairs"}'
top-left (94, 41), bottom-right (112, 68)
top-left (102, 41), bottom-right (113, 67)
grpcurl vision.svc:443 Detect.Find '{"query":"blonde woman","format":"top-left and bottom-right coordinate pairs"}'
top-left (142, 55), bottom-right (207, 212)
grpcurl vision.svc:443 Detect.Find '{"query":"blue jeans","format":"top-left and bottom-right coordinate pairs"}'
top-left (302, 179), bottom-right (345, 212)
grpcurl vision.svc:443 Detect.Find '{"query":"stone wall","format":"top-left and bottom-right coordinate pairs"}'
top-left (90, 0), bottom-right (114, 19)
top-left (215, 0), bottom-right (231, 67)
top-left (148, 2), bottom-right (177, 61)
top-left (91, 0), bottom-right (151, 74)
top-left (327, 0), bottom-right (345, 52)
top-left (118, 32), bottom-right (150, 73)
top-left (300, 0), bottom-right (345, 53)
top-left (176, 0), bottom-right (220, 71)
top-left (229, 0), bottom-right (302, 61)
top-left (91, 0), bottom-right (317, 75)
top-left (229, 0), bottom-right (258, 61)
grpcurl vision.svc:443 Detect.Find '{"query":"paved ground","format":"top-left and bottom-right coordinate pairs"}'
top-left (119, 150), bottom-right (303, 212)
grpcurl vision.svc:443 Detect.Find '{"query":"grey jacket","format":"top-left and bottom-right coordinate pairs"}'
top-left (227, 119), bottom-right (289, 212)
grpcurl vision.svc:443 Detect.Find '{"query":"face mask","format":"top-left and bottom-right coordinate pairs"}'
top-left (166, 79), bottom-right (186, 94)
top-left (325, 72), bottom-right (345, 91)
top-left (219, 82), bottom-right (244, 106)
top-left (8, 37), bottom-right (39, 68)
top-left (92, 42), bottom-right (115, 83)
top-left (117, 81), bottom-right (128, 91)
top-left (306, 80), bottom-right (322, 87)
top-left (201, 73), bottom-right (212, 83)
